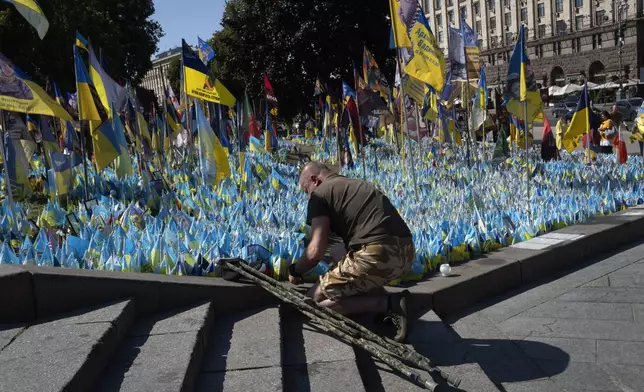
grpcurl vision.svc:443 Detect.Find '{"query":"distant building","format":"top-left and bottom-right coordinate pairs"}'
top-left (424, 0), bottom-right (643, 98)
top-left (140, 47), bottom-right (181, 104)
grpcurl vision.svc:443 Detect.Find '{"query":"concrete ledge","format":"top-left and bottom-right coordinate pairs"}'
top-left (0, 266), bottom-right (277, 322)
top-left (0, 265), bottom-right (35, 323)
top-left (1, 205), bottom-right (643, 323)
top-left (392, 205), bottom-right (644, 318)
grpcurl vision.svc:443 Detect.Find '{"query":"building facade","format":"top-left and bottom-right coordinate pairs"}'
top-left (424, 0), bottom-right (643, 94)
top-left (139, 47), bottom-right (181, 105)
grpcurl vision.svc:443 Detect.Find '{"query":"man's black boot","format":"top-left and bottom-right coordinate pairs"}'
top-left (386, 290), bottom-right (410, 343)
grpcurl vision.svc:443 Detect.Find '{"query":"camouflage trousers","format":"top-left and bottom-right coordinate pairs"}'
top-left (319, 237), bottom-right (415, 301)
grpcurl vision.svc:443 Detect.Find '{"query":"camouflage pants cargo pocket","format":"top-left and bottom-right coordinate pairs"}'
top-left (319, 237), bottom-right (415, 301)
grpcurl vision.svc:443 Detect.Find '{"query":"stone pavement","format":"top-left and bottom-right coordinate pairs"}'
top-left (445, 239), bottom-right (644, 392)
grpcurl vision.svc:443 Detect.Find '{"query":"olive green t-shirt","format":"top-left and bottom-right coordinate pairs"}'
top-left (306, 174), bottom-right (412, 249)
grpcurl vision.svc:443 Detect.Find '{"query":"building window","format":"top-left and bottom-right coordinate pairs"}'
top-left (503, 0), bottom-right (510, 7)
top-left (505, 12), bottom-right (511, 26)
top-left (490, 16), bottom-right (496, 30)
top-left (592, 35), bottom-right (597, 49)
top-left (576, 15), bottom-right (584, 30)
top-left (505, 31), bottom-right (513, 44)
top-left (489, 0), bottom-right (495, 11)
top-left (473, 2), bottom-right (480, 15)
top-left (520, 7), bottom-right (527, 22)
top-left (448, 10), bottom-right (454, 23)
top-left (447, 0), bottom-right (453, 6)
top-left (598, 33), bottom-right (602, 47)
top-left (557, 41), bottom-right (561, 55)
top-left (476, 20), bottom-right (482, 34)
top-left (460, 6), bottom-right (467, 19)
top-left (436, 13), bottom-right (442, 26)
top-left (538, 24), bottom-right (546, 38)
top-left (537, 44), bottom-right (543, 58)
top-left (575, 0), bottom-right (583, 7)
top-left (595, 10), bottom-right (605, 26)
top-left (477, 38), bottom-right (483, 48)
top-left (557, 20), bottom-right (566, 34)
top-left (435, 0), bottom-right (441, 10)
top-left (555, 0), bottom-right (563, 13)
top-left (438, 31), bottom-right (444, 42)
top-left (537, 3), bottom-right (545, 18)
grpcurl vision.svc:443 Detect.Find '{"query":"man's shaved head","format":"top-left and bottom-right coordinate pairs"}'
top-left (299, 161), bottom-right (331, 195)
top-left (300, 161), bottom-right (330, 178)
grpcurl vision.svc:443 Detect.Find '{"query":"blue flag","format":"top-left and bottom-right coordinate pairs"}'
top-left (197, 36), bottom-right (215, 65)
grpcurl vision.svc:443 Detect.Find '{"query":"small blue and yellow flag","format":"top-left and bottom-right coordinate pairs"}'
top-left (49, 151), bottom-right (72, 196)
top-left (196, 103), bottom-right (231, 183)
top-left (3, 0), bottom-right (49, 39)
top-left (562, 83), bottom-right (598, 153)
top-left (504, 25), bottom-right (543, 124)
top-left (4, 133), bottom-right (33, 200)
top-left (75, 31), bottom-right (88, 51)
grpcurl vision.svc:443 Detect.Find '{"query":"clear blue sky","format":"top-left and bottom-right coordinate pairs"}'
top-left (152, 0), bottom-right (226, 54)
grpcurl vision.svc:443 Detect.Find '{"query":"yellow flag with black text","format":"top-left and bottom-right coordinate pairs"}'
top-left (0, 53), bottom-right (71, 120)
top-left (403, 6), bottom-right (445, 93)
top-left (182, 39), bottom-right (236, 107)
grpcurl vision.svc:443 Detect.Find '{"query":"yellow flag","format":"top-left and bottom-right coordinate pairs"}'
top-left (0, 53), bottom-right (70, 120)
top-left (388, 0), bottom-right (412, 48)
top-left (6, 0), bottom-right (49, 39)
top-left (403, 8), bottom-right (445, 93)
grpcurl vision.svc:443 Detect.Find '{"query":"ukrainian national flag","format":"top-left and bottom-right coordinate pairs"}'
top-left (182, 39), bottom-right (235, 107)
top-left (4, 133), bottom-right (33, 200)
top-left (75, 31), bottom-right (88, 51)
top-left (562, 83), bottom-right (596, 153)
top-left (504, 25), bottom-right (543, 124)
top-left (470, 67), bottom-right (487, 131)
top-left (88, 43), bottom-right (127, 114)
top-left (62, 120), bottom-right (80, 155)
top-left (265, 104), bottom-right (277, 152)
top-left (73, 46), bottom-right (121, 171)
top-left (403, 5), bottom-right (445, 93)
top-left (342, 81), bottom-right (356, 103)
top-left (40, 116), bottom-right (60, 169)
top-left (3, 0), bottom-right (48, 39)
top-left (49, 151), bottom-right (71, 195)
top-left (196, 103), bottom-right (231, 183)
top-left (165, 98), bottom-right (182, 139)
top-left (111, 104), bottom-right (133, 179)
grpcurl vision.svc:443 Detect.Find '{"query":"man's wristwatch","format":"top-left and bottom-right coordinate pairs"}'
top-left (289, 263), bottom-right (303, 279)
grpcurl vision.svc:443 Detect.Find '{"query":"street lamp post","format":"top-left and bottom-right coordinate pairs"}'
top-left (616, 0), bottom-right (629, 100)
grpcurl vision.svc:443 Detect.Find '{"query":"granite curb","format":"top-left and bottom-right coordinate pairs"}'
top-left (1, 205), bottom-right (643, 323)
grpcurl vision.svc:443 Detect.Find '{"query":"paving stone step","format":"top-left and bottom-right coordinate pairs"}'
top-left (409, 310), bottom-right (502, 392)
top-left (196, 305), bottom-right (282, 392)
top-left (97, 301), bottom-right (213, 392)
top-left (0, 299), bottom-right (135, 392)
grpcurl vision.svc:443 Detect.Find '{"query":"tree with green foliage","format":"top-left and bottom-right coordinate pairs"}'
top-left (0, 0), bottom-right (162, 94)
top-left (192, 0), bottom-right (394, 120)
